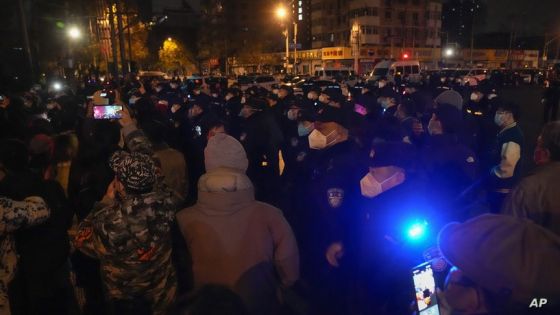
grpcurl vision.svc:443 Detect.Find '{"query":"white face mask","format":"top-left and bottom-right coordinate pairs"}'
top-left (470, 93), bottom-right (481, 102)
top-left (287, 109), bottom-right (299, 121)
top-left (225, 94), bottom-right (233, 101)
top-left (241, 96), bottom-right (246, 104)
top-left (239, 106), bottom-right (253, 118)
top-left (427, 118), bottom-right (441, 135)
top-left (494, 112), bottom-right (506, 126)
top-left (360, 171), bottom-right (404, 198)
top-left (378, 81), bottom-right (386, 88)
top-left (308, 129), bottom-right (336, 150)
top-left (380, 98), bottom-right (394, 109)
top-left (488, 93), bottom-right (497, 100)
top-left (129, 96), bottom-right (139, 105)
top-left (155, 87), bottom-right (162, 93)
top-left (298, 122), bottom-right (314, 137)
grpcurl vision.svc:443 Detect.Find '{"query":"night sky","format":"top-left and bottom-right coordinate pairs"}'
top-left (481, 0), bottom-right (560, 35)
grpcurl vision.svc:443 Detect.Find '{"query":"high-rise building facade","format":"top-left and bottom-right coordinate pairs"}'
top-left (311, 0), bottom-right (442, 51)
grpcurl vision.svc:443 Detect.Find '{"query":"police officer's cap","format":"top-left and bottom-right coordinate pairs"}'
top-left (266, 92), bottom-right (279, 102)
top-left (317, 106), bottom-right (345, 126)
top-left (245, 97), bottom-right (267, 111)
top-left (226, 88), bottom-right (241, 96)
top-left (279, 85), bottom-right (293, 93)
top-left (368, 141), bottom-right (415, 169)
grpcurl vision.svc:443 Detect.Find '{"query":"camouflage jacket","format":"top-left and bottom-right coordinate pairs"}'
top-left (0, 197), bottom-right (49, 315)
top-left (74, 125), bottom-right (180, 315)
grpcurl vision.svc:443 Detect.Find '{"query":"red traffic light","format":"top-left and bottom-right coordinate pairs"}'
top-left (402, 53), bottom-right (410, 59)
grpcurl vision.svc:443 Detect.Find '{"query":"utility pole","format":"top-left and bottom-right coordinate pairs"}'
top-left (116, 0), bottom-right (127, 76)
top-left (17, 0), bottom-right (34, 81)
top-left (108, 0), bottom-right (119, 80)
top-left (125, 0), bottom-right (133, 72)
top-left (293, 22), bottom-right (298, 75)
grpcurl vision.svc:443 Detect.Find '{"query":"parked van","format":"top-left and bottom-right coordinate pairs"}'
top-left (314, 68), bottom-right (355, 81)
top-left (369, 60), bottom-right (421, 82)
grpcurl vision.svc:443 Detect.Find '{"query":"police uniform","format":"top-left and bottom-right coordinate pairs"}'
top-left (302, 138), bottom-right (365, 315)
top-left (238, 102), bottom-right (284, 205)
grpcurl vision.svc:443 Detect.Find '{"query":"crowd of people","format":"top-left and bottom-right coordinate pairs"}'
top-left (0, 71), bottom-right (559, 315)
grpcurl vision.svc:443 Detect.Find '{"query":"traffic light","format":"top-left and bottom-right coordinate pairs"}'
top-left (402, 52), bottom-right (410, 60)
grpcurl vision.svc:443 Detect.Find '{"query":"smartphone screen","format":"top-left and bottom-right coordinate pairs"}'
top-left (93, 105), bottom-right (122, 120)
top-left (412, 262), bottom-right (440, 315)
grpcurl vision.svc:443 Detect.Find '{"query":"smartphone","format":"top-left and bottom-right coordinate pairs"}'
top-left (93, 105), bottom-right (122, 120)
top-left (412, 262), bottom-right (440, 315)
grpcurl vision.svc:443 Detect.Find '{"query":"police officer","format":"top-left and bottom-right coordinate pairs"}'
top-left (238, 97), bottom-right (284, 205)
top-left (422, 104), bottom-right (478, 214)
top-left (300, 111), bottom-right (365, 315)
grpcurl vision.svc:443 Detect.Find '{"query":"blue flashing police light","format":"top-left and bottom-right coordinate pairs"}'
top-left (406, 220), bottom-right (429, 242)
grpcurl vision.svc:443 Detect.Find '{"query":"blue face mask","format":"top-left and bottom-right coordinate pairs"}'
top-left (298, 122), bottom-right (313, 137)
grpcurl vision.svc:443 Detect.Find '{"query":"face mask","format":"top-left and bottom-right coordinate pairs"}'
top-left (287, 109), bottom-right (299, 121)
top-left (494, 113), bottom-right (505, 126)
top-left (378, 81), bottom-right (386, 88)
top-left (298, 122), bottom-right (314, 137)
top-left (239, 107), bottom-right (253, 118)
top-left (440, 78), bottom-right (446, 83)
top-left (129, 97), bottom-right (139, 105)
top-left (380, 98), bottom-right (393, 109)
top-left (470, 93), bottom-right (481, 102)
top-left (241, 96), bottom-right (246, 104)
top-left (318, 94), bottom-right (329, 103)
top-left (155, 87), bottom-right (162, 93)
top-left (488, 93), bottom-right (497, 100)
top-left (23, 100), bottom-right (32, 108)
top-left (308, 129), bottom-right (336, 150)
top-left (427, 119), bottom-right (441, 135)
top-left (225, 94), bottom-right (233, 101)
top-left (211, 93), bottom-right (218, 98)
top-left (360, 171), bottom-right (404, 198)
top-left (194, 90), bottom-right (201, 95)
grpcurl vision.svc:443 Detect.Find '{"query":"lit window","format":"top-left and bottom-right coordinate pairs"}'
top-left (299, 0), bottom-right (302, 6)
top-left (298, 14), bottom-right (303, 20)
top-left (299, 7), bottom-right (302, 13)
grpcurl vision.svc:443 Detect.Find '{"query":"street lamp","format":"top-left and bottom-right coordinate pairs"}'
top-left (444, 48), bottom-right (455, 57)
top-left (276, 5), bottom-right (290, 74)
top-left (67, 26), bottom-right (82, 40)
top-left (276, 6), bottom-right (287, 20)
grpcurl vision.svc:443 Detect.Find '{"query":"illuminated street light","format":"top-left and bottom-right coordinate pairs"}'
top-left (444, 48), bottom-right (455, 57)
top-left (167, 37), bottom-right (173, 41)
top-left (52, 82), bottom-right (62, 91)
top-left (276, 6), bottom-right (287, 20)
top-left (67, 26), bottom-right (82, 40)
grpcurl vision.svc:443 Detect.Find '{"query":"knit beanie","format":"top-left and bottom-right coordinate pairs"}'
top-left (438, 214), bottom-right (560, 308)
top-left (109, 151), bottom-right (157, 193)
top-left (434, 90), bottom-right (463, 111)
top-left (204, 133), bottom-right (249, 172)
